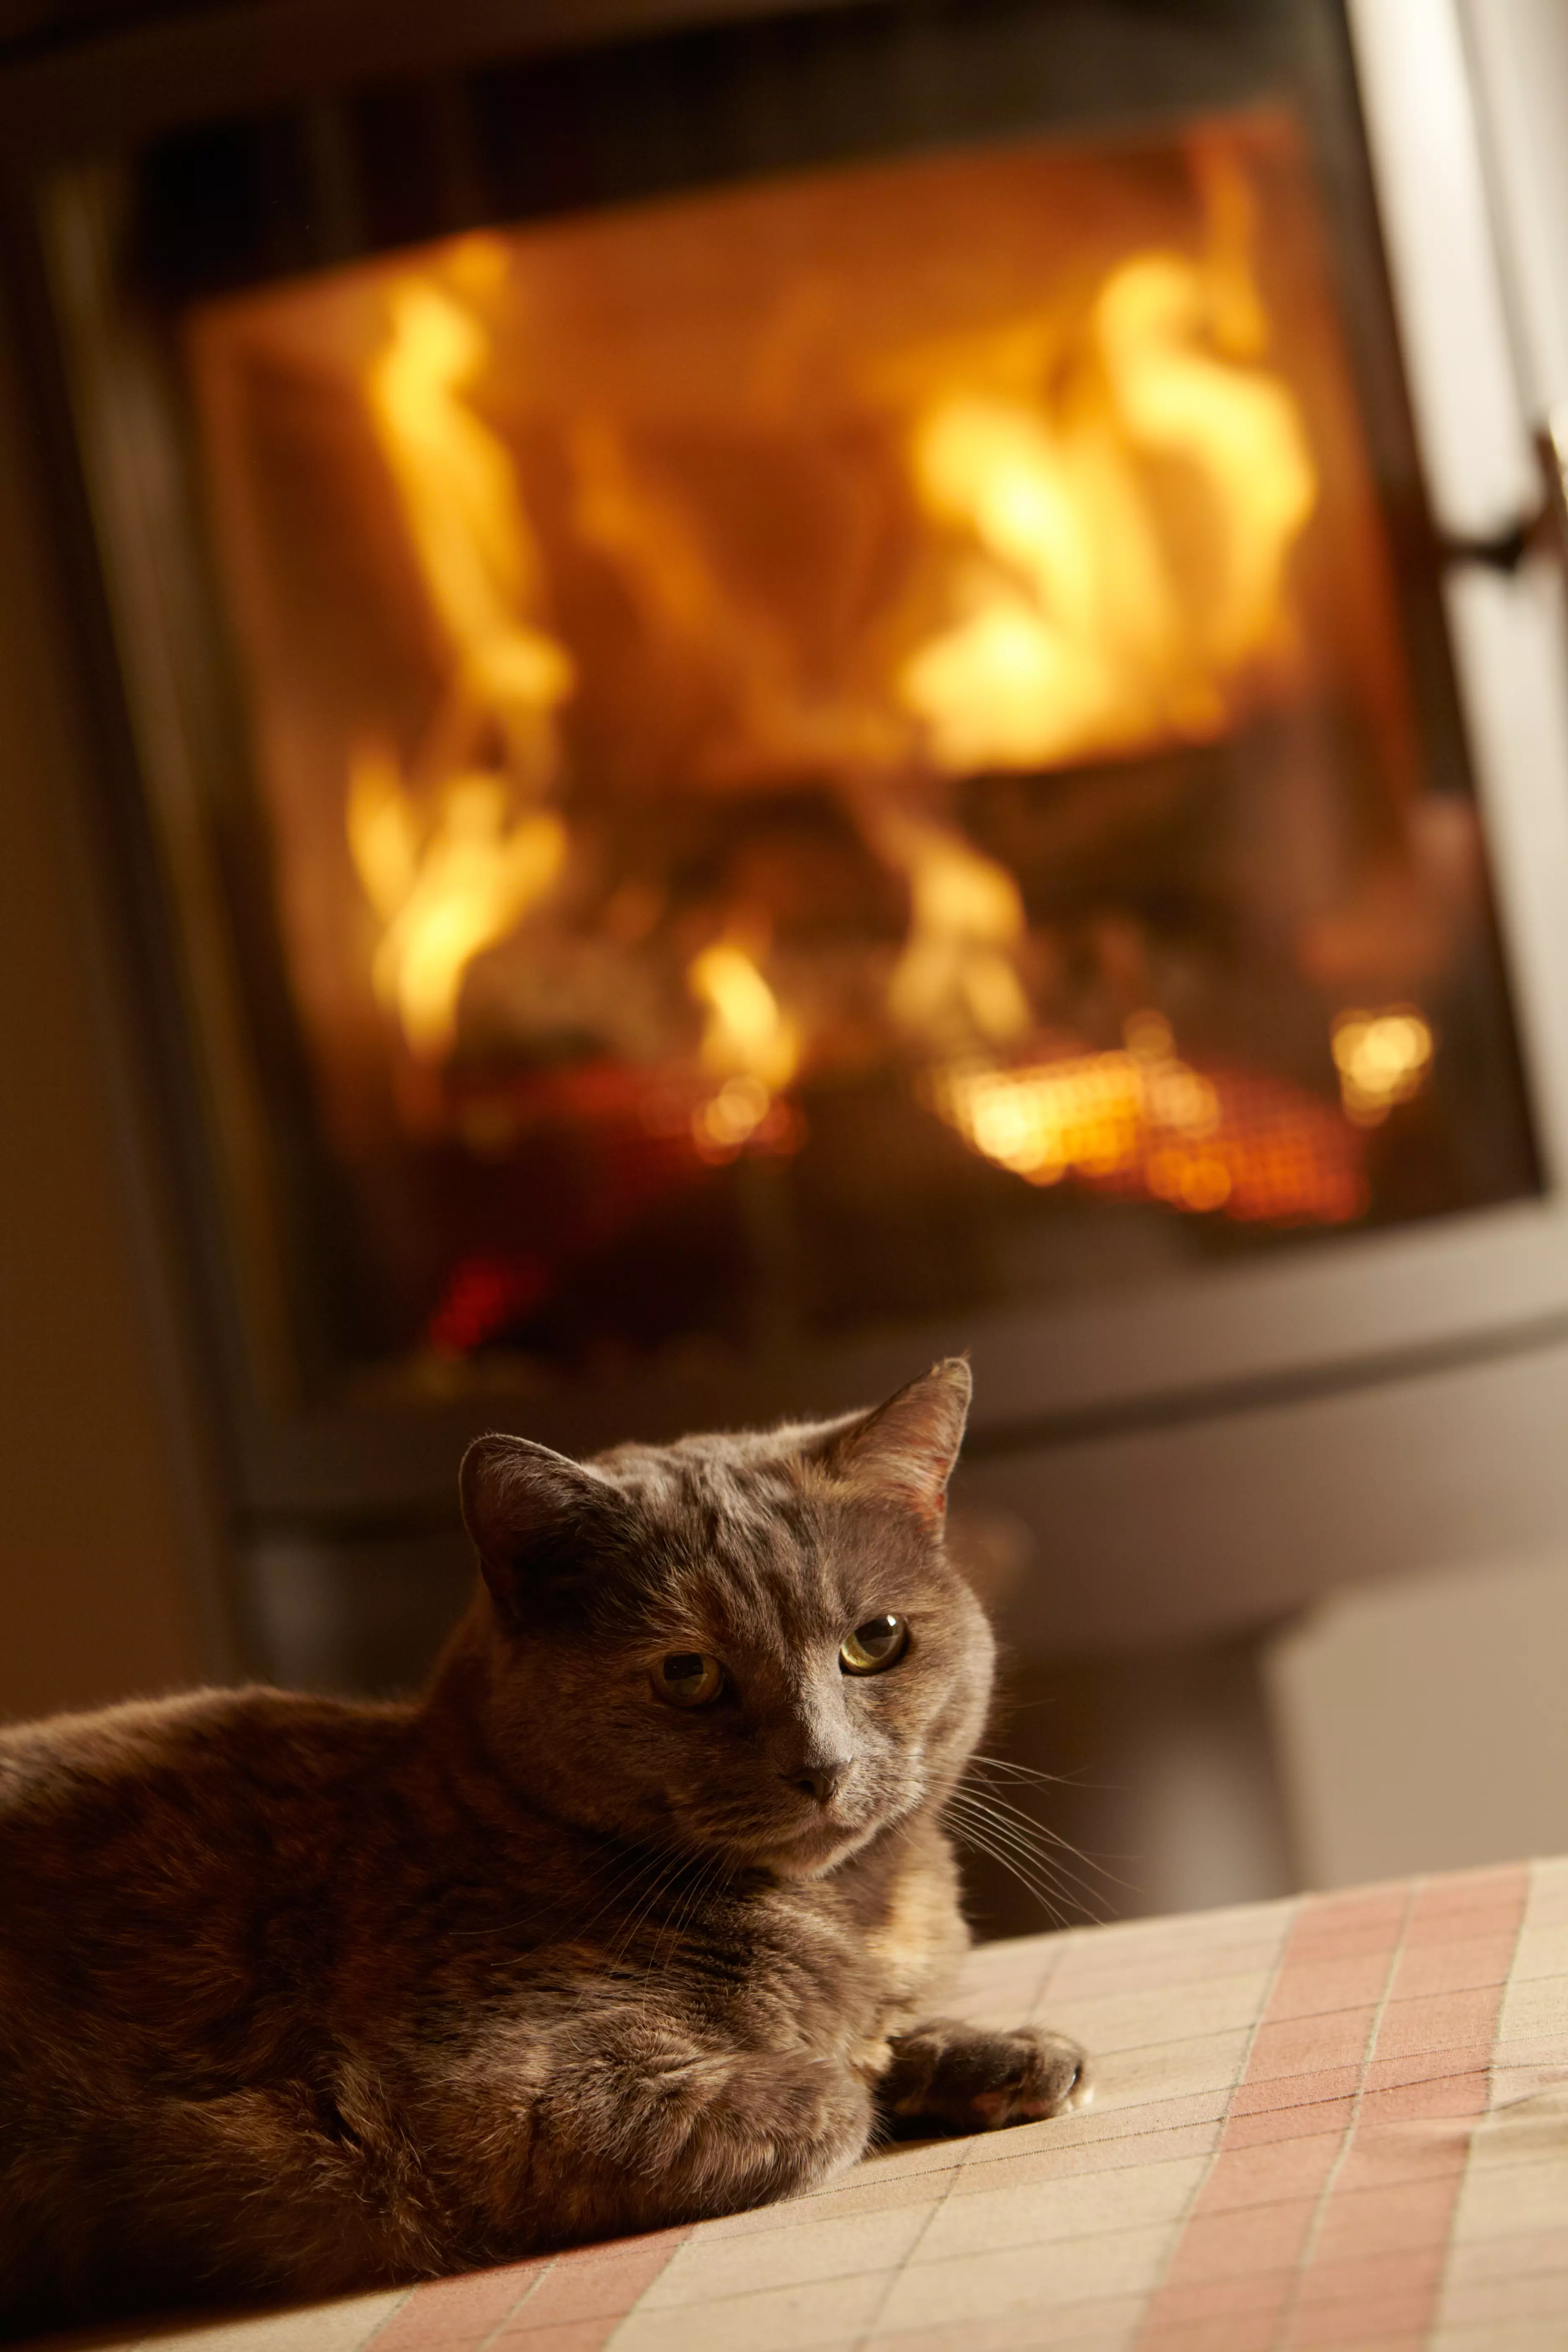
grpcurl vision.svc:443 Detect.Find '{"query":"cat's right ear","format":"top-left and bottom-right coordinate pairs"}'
top-left (459, 1435), bottom-right (629, 1625)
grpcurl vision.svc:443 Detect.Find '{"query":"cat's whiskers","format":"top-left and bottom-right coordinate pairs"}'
top-left (954, 1781), bottom-right (1126, 1896)
top-left (949, 1778), bottom-right (1109, 1910)
top-left (944, 1806), bottom-right (1076, 1930)
top-left (945, 1795), bottom-right (1108, 1916)
top-left (943, 1788), bottom-right (1110, 1927)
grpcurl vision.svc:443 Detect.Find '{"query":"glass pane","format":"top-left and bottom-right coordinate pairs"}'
top-left (185, 111), bottom-right (1538, 1382)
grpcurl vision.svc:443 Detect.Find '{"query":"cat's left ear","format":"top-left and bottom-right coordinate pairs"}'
top-left (807, 1357), bottom-right (972, 1525)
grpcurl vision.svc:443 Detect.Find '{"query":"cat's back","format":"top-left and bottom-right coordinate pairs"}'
top-left (0, 1686), bottom-right (414, 2050)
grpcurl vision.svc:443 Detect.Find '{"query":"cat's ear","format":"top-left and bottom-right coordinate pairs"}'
top-left (459, 1434), bottom-right (631, 1623)
top-left (807, 1357), bottom-right (972, 1525)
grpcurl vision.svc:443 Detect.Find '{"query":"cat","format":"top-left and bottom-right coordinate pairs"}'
top-left (0, 1359), bottom-right (1088, 2335)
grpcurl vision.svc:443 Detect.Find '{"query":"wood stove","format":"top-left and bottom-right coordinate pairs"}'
top-left (6, 0), bottom-right (1568, 1730)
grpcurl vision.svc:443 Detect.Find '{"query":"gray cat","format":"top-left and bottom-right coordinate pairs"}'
top-left (0, 1359), bottom-right (1088, 2334)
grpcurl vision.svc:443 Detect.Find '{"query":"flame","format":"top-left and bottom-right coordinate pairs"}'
top-left (1331, 1007), bottom-right (1434, 1126)
top-left (929, 1011), bottom-right (1364, 1225)
top-left (349, 746), bottom-right (566, 1058)
top-left (867, 809), bottom-right (1032, 1049)
top-left (689, 942), bottom-right (800, 1085)
top-left (353, 267), bottom-right (580, 1056)
top-left (686, 941), bottom-right (801, 1156)
top-left (899, 240), bottom-right (1317, 774)
top-left (366, 276), bottom-right (574, 756)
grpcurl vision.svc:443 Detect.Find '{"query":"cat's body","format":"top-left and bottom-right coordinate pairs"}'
top-left (0, 1364), bottom-right (1086, 2334)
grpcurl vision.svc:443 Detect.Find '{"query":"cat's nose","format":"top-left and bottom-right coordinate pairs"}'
top-left (788, 1759), bottom-right (851, 1805)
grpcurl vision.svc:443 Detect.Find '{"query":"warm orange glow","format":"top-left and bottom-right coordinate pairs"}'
top-left (929, 1011), bottom-right (1364, 1225)
top-left (1331, 1007), bottom-right (1434, 1126)
top-left (900, 241), bottom-right (1317, 774)
top-left (687, 941), bottom-right (802, 1156)
top-left (348, 745), bottom-right (567, 1058)
top-left (869, 811), bottom-right (1032, 1050)
top-left (353, 267), bottom-right (575, 1056)
top-left (366, 272), bottom-right (574, 755)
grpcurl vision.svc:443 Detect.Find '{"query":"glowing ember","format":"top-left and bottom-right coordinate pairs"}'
top-left (1331, 1008), bottom-right (1435, 1126)
top-left (929, 1012), bottom-right (1364, 1226)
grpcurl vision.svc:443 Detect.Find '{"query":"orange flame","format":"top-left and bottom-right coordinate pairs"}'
top-left (866, 809), bottom-right (1032, 1050)
top-left (348, 746), bottom-right (566, 1059)
top-left (899, 242), bottom-right (1317, 774)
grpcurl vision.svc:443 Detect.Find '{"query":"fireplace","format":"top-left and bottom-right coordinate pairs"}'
top-left (8, 0), bottom-right (1568, 1720)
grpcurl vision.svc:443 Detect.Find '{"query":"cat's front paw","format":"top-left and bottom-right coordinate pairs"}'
top-left (880, 2019), bottom-right (1091, 2135)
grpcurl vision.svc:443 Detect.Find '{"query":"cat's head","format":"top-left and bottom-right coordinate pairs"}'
top-left (456, 1359), bottom-right (992, 1877)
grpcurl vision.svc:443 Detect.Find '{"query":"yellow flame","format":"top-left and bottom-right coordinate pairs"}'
top-left (348, 746), bottom-right (566, 1058)
top-left (869, 810), bottom-right (1032, 1049)
top-left (366, 281), bottom-right (574, 745)
top-left (354, 272), bottom-right (580, 1059)
top-left (1331, 1007), bottom-right (1434, 1125)
top-left (689, 942), bottom-right (801, 1092)
top-left (686, 942), bottom-right (801, 1156)
top-left (899, 242), bottom-right (1317, 774)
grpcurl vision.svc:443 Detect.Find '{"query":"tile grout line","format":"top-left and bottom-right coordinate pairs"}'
top-left (1125, 1887), bottom-right (1305, 2350)
top-left (473, 2254), bottom-right (559, 2352)
top-left (596, 2229), bottom-right (698, 2352)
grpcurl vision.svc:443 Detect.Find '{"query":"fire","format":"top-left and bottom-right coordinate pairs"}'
top-left (929, 1012), bottom-right (1364, 1225)
top-left (353, 265), bottom-right (575, 1056)
top-left (366, 274), bottom-right (574, 761)
top-left (687, 941), bottom-right (801, 1156)
top-left (348, 747), bottom-right (566, 1058)
top-left (868, 810), bottom-right (1032, 1049)
top-left (334, 166), bottom-right (1362, 1236)
top-left (899, 243), bottom-right (1317, 774)
top-left (1331, 1008), bottom-right (1434, 1126)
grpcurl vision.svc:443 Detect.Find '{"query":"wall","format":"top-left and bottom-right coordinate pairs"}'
top-left (0, 321), bottom-right (219, 1721)
top-left (1267, 1547), bottom-right (1568, 1886)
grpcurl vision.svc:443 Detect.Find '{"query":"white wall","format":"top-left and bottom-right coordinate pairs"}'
top-left (1266, 1549), bottom-right (1568, 1888)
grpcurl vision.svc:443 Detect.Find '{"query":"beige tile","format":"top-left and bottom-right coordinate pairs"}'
top-left (1496, 1976), bottom-right (1568, 2046)
top-left (1044, 1972), bottom-right (1273, 2059)
top-left (1498, 1923), bottom-right (1568, 1983)
top-left (946, 2120), bottom-right (1218, 2195)
top-left (1077, 2028), bottom-right (1254, 2112)
top-left (869, 2221), bottom-right (1175, 2331)
top-left (912, 2152), bottom-right (1206, 2261)
top-left (611, 2267), bottom-right (888, 2352)
top-left (128, 2293), bottom-right (409, 2352)
top-left (640, 2203), bottom-right (929, 2306)
top-left (1450, 2151), bottom-right (1568, 2243)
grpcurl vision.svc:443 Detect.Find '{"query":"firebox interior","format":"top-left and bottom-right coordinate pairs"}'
top-left (181, 108), bottom-right (1536, 1384)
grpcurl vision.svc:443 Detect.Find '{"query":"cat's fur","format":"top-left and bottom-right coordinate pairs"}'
top-left (0, 1360), bottom-right (1086, 2335)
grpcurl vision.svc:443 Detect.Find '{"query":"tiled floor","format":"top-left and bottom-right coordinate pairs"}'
top-left (29, 1859), bottom-right (1568, 2352)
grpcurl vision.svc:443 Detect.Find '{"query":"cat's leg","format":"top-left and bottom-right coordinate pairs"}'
top-left (875, 2017), bottom-right (1091, 2135)
top-left (459, 2019), bottom-right (875, 2244)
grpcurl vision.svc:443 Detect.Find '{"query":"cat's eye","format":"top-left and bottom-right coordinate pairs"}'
top-left (654, 1652), bottom-right (725, 1708)
top-left (840, 1614), bottom-right (909, 1675)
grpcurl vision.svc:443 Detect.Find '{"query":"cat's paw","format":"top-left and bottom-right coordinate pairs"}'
top-left (882, 2019), bottom-right (1091, 2135)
